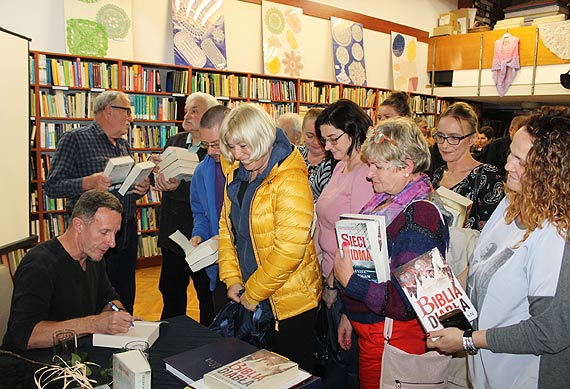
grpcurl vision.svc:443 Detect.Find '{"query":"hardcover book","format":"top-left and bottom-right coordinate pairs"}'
top-left (103, 156), bottom-right (135, 184)
top-left (118, 161), bottom-right (155, 196)
top-left (113, 349), bottom-right (151, 389)
top-left (335, 213), bottom-right (389, 283)
top-left (163, 337), bottom-right (257, 385)
top-left (203, 349), bottom-right (298, 389)
top-left (393, 248), bottom-right (477, 332)
top-left (93, 321), bottom-right (161, 349)
top-left (169, 230), bottom-right (218, 272)
top-left (436, 186), bottom-right (473, 228)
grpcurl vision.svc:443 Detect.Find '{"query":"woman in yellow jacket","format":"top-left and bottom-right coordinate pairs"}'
top-left (218, 103), bottom-right (322, 373)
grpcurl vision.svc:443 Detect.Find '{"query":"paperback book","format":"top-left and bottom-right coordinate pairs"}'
top-left (335, 213), bottom-right (389, 283)
top-left (158, 146), bottom-right (200, 181)
top-left (436, 186), bottom-right (473, 228)
top-left (169, 230), bottom-right (218, 272)
top-left (203, 349), bottom-right (298, 389)
top-left (113, 349), bottom-right (151, 389)
top-left (393, 247), bottom-right (477, 332)
top-left (103, 156), bottom-right (135, 184)
top-left (118, 161), bottom-right (155, 196)
top-left (93, 321), bottom-right (161, 349)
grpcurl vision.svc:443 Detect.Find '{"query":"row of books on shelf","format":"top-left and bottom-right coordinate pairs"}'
top-left (410, 95), bottom-right (437, 114)
top-left (192, 72), bottom-right (248, 99)
top-left (137, 187), bottom-right (162, 205)
top-left (1, 248), bottom-right (27, 276)
top-left (37, 121), bottom-right (82, 149)
top-left (416, 114), bottom-right (436, 128)
top-left (30, 190), bottom-right (66, 212)
top-left (30, 154), bottom-right (52, 181)
top-left (137, 234), bottom-right (160, 258)
top-left (137, 206), bottom-right (158, 231)
top-left (34, 54), bottom-right (119, 89)
top-left (342, 87), bottom-right (376, 107)
top-left (37, 90), bottom-right (97, 119)
top-left (128, 94), bottom-right (180, 121)
top-left (249, 78), bottom-right (297, 101)
top-left (121, 64), bottom-right (189, 94)
top-left (299, 81), bottom-right (340, 104)
top-left (131, 124), bottom-right (178, 150)
top-left (32, 213), bottom-right (69, 241)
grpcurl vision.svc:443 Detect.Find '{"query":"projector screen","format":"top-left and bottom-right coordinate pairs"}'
top-left (0, 28), bottom-right (32, 249)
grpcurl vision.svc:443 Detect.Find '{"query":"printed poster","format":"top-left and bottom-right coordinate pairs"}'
top-left (262, 1), bottom-right (304, 77)
top-left (172, 0), bottom-right (228, 70)
top-left (64, 0), bottom-right (134, 58)
top-left (391, 32), bottom-right (419, 92)
top-left (331, 17), bottom-right (367, 86)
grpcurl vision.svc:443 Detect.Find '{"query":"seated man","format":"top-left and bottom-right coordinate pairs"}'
top-left (2, 190), bottom-right (134, 353)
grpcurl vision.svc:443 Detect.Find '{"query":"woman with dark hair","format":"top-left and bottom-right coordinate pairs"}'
top-left (378, 91), bottom-right (412, 120)
top-left (431, 102), bottom-right (504, 230)
top-left (428, 106), bottom-right (570, 388)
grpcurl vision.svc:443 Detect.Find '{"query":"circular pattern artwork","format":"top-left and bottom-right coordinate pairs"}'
top-left (66, 18), bottom-right (108, 57)
top-left (96, 4), bottom-right (130, 39)
top-left (332, 23), bottom-right (351, 46)
top-left (351, 24), bottom-right (363, 42)
top-left (351, 43), bottom-right (364, 61)
top-left (265, 8), bottom-right (286, 35)
top-left (392, 34), bottom-right (405, 57)
top-left (336, 46), bottom-right (350, 65)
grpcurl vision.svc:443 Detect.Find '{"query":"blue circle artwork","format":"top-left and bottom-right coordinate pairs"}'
top-left (392, 34), bottom-right (405, 57)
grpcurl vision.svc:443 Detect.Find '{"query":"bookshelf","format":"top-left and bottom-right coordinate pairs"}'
top-left (29, 50), bottom-right (453, 266)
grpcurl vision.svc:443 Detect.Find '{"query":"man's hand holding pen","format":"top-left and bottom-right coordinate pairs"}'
top-left (94, 301), bottom-right (136, 334)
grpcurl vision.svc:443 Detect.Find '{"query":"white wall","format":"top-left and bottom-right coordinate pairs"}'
top-left (0, 0), bottom-right (456, 92)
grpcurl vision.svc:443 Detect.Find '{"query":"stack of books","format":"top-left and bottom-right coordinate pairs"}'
top-left (157, 146), bottom-right (200, 181)
top-left (502, 0), bottom-right (568, 26)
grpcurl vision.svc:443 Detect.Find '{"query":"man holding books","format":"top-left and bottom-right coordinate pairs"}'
top-left (44, 91), bottom-right (150, 314)
top-left (150, 92), bottom-right (219, 322)
top-left (2, 190), bottom-right (134, 354)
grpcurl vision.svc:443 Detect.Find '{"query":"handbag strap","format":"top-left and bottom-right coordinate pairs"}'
top-left (383, 317), bottom-right (394, 345)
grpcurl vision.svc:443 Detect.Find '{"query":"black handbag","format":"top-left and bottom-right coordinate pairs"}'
top-left (208, 300), bottom-right (274, 349)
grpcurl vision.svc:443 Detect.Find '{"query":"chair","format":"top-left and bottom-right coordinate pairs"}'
top-left (0, 264), bottom-right (13, 341)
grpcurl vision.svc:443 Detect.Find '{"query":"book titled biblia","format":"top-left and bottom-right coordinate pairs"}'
top-left (93, 321), bottom-right (161, 349)
top-left (436, 186), bottom-right (473, 228)
top-left (393, 247), bottom-right (477, 332)
top-left (335, 213), bottom-right (390, 284)
top-left (169, 230), bottom-right (218, 272)
top-left (157, 146), bottom-right (200, 181)
top-left (203, 349), bottom-right (298, 389)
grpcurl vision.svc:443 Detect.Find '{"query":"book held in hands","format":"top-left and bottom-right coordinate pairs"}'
top-left (335, 213), bottom-right (390, 283)
top-left (203, 349), bottom-right (298, 389)
top-left (436, 186), bottom-right (473, 228)
top-left (103, 156), bottom-right (135, 184)
top-left (169, 230), bottom-right (218, 272)
top-left (157, 146), bottom-right (200, 181)
top-left (393, 247), bottom-right (477, 332)
top-left (118, 160), bottom-right (155, 196)
top-left (93, 321), bottom-right (161, 349)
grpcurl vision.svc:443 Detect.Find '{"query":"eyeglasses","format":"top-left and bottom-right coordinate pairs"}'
top-left (433, 131), bottom-right (475, 145)
top-left (111, 105), bottom-right (133, 116)
top-left (199, 140), bottom-right (220, 150)
top-left (319, 132), bottom-right (346, 146)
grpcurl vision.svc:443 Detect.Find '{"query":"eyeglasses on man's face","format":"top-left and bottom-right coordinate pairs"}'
top-left (199, 140), bottom-right (220, 150)
top-left (433, 131), bottom-right (475, 145)
top-left (110, 105), bottom-right (133, 116)
top-left (319, 132), bottom-right (346, 146)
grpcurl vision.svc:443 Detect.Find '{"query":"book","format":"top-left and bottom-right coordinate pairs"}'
top-left (103, 156), bottom-right (135, 184)
top-left (160, 160), bottom-right (200, 181)
top-left (113, 349), bottom-right (151, 389)
top-left (203, 349), bottom-right (298, 389)
top-left (93, 321), bottom-right (161, 349)
top-left (164, 337), bottom-right (257, 385)
top-left (393, 247), bottom-right (477, 332)
top-left (118, 161), bottom-right (155, 196)
top-left (436, 186), bottom-right (473, 228)
top-left (158, 146), bottom-right (199, 171)
top-left (335, 213), bottom-right (389, 283)
top-left (169, 230), bottom-right (218, 272)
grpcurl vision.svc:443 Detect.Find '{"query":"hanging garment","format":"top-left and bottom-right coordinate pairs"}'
top-left (491, 34), bottom-right (520, 97)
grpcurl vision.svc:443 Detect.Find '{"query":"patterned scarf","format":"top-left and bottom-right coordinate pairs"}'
top-left (359, 173), bottom-right (434, 226)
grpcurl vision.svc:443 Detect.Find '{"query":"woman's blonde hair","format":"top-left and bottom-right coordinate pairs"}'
top-left (219, 103), bottom-right (276, 164)
top-left (505, 105), bottom-right (570, 241)
top-left (362, 117), bottom-right (430, 174)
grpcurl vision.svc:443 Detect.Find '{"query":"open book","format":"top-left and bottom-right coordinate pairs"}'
top-left (169, 230), bottom-right (218, 272)
top-left (393, 247), bottom-right (477, 332)
top-left (93, 320), bottom-right (161, 349)
top-left (335, 213), bottom-right (389, 283)
top-left (436, 186), bottom-right (473, 228)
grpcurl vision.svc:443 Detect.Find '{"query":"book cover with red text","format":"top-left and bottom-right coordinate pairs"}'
top-left (393, 247), bottom-right (477, 332)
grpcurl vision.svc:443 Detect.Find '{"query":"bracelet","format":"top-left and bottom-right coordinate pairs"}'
top-left (463, 329), bottom-right (479, 355)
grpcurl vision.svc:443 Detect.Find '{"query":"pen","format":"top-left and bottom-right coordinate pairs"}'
top-left (108, 302), bottom-right (134, 327)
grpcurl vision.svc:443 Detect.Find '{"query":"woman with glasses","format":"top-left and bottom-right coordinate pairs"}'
top-left (431, 102), bottom-right (504, 230)
top-left (428, 106), bottom-right (570, 389)
top-left (313, 99), bottom-right (375, 388)
top-left (297, 108), bottom-right (336, 201)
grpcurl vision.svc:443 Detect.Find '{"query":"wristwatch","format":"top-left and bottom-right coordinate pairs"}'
top-left (463, 329), bottom-right (479, 355)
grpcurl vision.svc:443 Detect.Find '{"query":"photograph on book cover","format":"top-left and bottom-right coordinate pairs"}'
top-left (64, 0), bottom-right (134, 58)
top-left (172, 0), bottom-right (228, 69)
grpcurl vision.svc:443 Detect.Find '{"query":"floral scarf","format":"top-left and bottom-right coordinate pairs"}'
top-left (359, 173), bottom-right (433, 226)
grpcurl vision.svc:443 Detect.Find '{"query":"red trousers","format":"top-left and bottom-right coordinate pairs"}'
top-left (351, 319), bottom-right (426, 389)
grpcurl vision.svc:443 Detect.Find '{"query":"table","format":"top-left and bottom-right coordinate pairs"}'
top-left (0, 316), bottom-right (321, 388)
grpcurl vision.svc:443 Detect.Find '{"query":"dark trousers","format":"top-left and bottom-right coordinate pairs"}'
top-left (271, 307), bottom-right (318, 375)
top-left (105, 218), bottom-right (138, 313)
top-left (159, 247), bottom-right (226, 325)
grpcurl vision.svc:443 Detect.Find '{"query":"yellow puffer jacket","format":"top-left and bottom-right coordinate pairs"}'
top-left (218, 148), bottom-right (322, 322)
